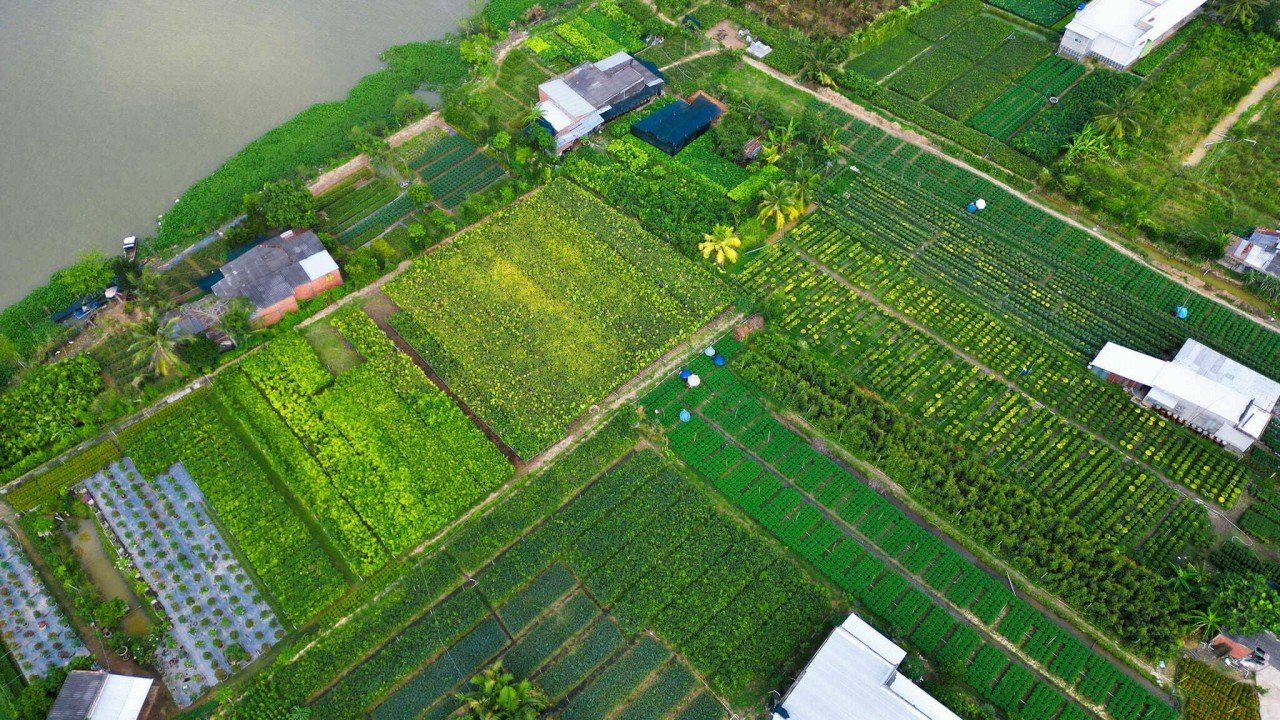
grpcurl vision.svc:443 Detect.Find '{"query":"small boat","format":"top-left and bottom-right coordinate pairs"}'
top-left (122, 236), bottom-right (137, 261)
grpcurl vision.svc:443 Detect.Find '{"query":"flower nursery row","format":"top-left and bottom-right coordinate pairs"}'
top-left (0, 526), bottom-right (88, 680)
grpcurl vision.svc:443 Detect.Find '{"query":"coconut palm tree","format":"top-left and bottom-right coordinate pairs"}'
top-left (523, 103), bottom-right (545, 128)
top-left (1170, 563), bottom-right (1204, 593)
top-left (456, 661), bottom-right (548, 720)
top-left (126, 312), bottom-right (184, 380)
top-left (1094, 91), bottom-right (1148, 142)
top-left (757, 181), bottom-right (802, 237)
top-left (1185, 606), bottom-right (1224, 643)
top-left (699, 225), bottom-right (743, 267)
top-left (800, 37), bottom-right (846, 88)
top-left (1217, 0), bottom-right (1265, 27)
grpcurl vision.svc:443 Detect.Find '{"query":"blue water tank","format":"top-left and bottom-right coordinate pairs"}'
top-left (1176, 306), bottom-right (1189, 319)
top-left (966, 203), bottom-right (978, 213)
top-left (679, 369), bottom-right (692, 379)
top-left (679, 409), bottom-right (692, 422)
top-left (714, 355), bottom-right (726, 366)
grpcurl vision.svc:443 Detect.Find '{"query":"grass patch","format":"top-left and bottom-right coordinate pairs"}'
top-left (302, 322), bottom-right (364, 375)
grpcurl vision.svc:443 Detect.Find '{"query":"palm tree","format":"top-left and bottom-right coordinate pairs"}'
top-left (456, 661), bottom-right (548, 720)
top-left (523, 103), bottom-right (545, 128)
top-left (1185, 606), bottom-right (1224, 643)
top-left (1217, 0), bottom-right (1265, 27)
top-left (757, 181), bottom-right (802, 237)
top-left (127, 268), bottom-right (172, 313)
top-left (800, 37), bottom-right (846, 88)
top-left (699, 225), bottom-right (743, 267)
top-left (1094, 91), bottom-right (1148, 142)
top-left (126, 312), bottom-right (184, 380)
top-left (219, 297), bottom-right (255, 348)
top-left (1170, 563), bottom-right (1204, 593)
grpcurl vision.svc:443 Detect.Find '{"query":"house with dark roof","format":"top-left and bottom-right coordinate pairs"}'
top-left (537, 51), bottom-right (664, 153)
top-left (631, 90), bottom-right (727, 155)
top-left (47, 671), bottom-right (153, 720)
top-left (211, 229), bottom-right (342, 326)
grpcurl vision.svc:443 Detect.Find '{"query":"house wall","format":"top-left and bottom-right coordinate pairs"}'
top-left (293, 270), bottom-right (343, 301)
top-left (252, 297), bottom-right (300, 328)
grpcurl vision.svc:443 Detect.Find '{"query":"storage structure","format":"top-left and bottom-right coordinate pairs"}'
top-left (1058, 0), bottom-right (1206, 69)
top-left (536, 52), bottom-right (664, 153)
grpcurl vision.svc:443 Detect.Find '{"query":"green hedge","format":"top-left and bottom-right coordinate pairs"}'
top-left (156, 40), bottom-right (466, 251)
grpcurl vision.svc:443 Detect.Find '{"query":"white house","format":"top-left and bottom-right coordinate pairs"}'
top-left (772, 613), bottom-right (960, 720)
top-left (47, 671), bottom-right (153, 720)
top-left (1088, 339), bottom-right (1280, 453)
top-left (1058, 0), bottom-right (1206, 69)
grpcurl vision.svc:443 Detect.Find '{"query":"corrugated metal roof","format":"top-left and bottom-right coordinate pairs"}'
top-left (541, 78), bottom-right (596, 119)
top-left (48, 671), bottom-right (108, 720)
top-left (299, 251), bottom-right (339, 281)
top-left (775, 614), bottom-right (960, 720)
top-left (1067, 0), bottom-right (1205, 45)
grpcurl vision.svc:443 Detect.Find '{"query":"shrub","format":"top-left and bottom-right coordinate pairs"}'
top-left (1012, 69), bottom-right (1140, 162)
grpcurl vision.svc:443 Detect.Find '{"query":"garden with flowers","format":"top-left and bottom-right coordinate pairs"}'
top-left (0, 527), bottom-right (88, 680)
top-left (386, 179), bottom-right (730, 458)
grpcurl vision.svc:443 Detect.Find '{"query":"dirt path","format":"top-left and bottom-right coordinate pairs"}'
top-left (307, 113), bottom-right (448, 196)
top-left (659, 46), bottom-right (722, 71)
top-left (1183, 65), bottom-right (1280, 167)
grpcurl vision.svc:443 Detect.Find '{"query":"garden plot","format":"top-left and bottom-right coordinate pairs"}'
top-left (385, 179), bottom-right (729, 458)
top-left (0, 527), bottom-right (88, 680)
top-left (84, 460), bottom-right (283, 706)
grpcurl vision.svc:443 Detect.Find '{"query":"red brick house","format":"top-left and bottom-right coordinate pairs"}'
top-left (211, 229), bottom-right (341, 326)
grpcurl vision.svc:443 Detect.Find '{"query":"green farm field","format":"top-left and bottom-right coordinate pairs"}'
top-left (385, 179), bottom-right (730, 458)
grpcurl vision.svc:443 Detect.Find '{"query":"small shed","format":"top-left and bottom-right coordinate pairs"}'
top-left (47, 671), bottom-right (153, 720)
top-left (631, 91), bottom-right (727, 155)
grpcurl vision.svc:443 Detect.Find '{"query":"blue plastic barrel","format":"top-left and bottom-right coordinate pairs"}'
top-left (679, 409), bottom-right (692, 422)
top-left (714, 355), bottom-right (726, 366)
top-left (679, 369), bottom-right (692, 379)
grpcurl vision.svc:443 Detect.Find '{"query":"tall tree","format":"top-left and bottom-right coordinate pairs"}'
top-left (260, 180), bottom-right (317, 230)
top-left (220, 298), bottom-right (255, 348)
top-left (800, 37), bottom-right (846, 88)
top-left (60, 249), bottom-right (115, 302)
top-left (456, 661), bottom-right (548, 720)
top-left (1217, 0), bottom-right (1266, 27)
top-left (757, 181), bottom-right (802, 236)
top-left (699, 225), bottom-right (743, 267)
top-left (1094, 91), bottom-right (1148, 142)
top-left (126, 312), bottom-right (184, 380)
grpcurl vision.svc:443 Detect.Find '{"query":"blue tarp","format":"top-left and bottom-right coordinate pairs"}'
top-left (631, 96), bottom-right (724, 155)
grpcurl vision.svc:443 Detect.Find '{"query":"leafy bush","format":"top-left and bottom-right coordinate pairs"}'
top-left (1012, 69), bottom-right (1140, 162)
top-left (0, 355), bottom-right (102, 476)
top-left (727, 164), bottom-right (784, 204)
top-left (887, 47), bottom-right (973, 100)
top-left (156, 40), bottom-right (466, 251)
top-left (1132, 17), bottom-right (1203, 76)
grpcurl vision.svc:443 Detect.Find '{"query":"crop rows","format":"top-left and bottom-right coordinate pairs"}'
top-left (643, 354), bottom-right (1177, 720)
top-left (337, 193), bottom-right (413, 246)
top-left (414, 135), bottom-right (475, 177)
top-left (6, 439), bottom-right (121, 512)
top-left (427, 153), bottom-right (498, 198)
top-left (84, 459), bottom-right (283, 706)
top-left (439, 164), bottom-right (505, 208)
top-left (985, 0), bottom-right (1076, 27)
top-left (0, 526), bottom-right (88, 679)
top-left (315, 168), bottom-right (374, 209)
top-left (1177, 659), bottom-right (1260, 720)
top-left (117, 390), bottom-right (347, 623)
top-left (237, 330), bottom-right (509, 557)
top-left (319, 179), bottom-right (398, 234)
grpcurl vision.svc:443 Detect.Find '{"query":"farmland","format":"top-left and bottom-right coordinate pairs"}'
top-left (386, 180), bottom-right (729, 458)
top-left (643, 345), bottom-right (1176, 720)
top-left (82, 460), bottom-right (283, 706)
top-left (0, 527), bottom-right (88, 680)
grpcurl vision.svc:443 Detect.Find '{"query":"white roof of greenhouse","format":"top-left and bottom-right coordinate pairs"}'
top-left (1068, 0), bottom-right (1206, 46)
top-left (773, 614), bottom-right (960, 720)
top-left (1089, 339), bottom-right (1280, 452)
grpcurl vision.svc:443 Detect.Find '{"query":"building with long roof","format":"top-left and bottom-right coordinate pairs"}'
top-left (772, 613), bottom-right (960, 720)
top-left (1058, 0), bottom-right (1206, 69)
top-left (1088, 338), bottom-right (1280, 453)
top-left (210, 229), bottom-right (341, 326)
top-left (47, 671), bottom-right (153, 720)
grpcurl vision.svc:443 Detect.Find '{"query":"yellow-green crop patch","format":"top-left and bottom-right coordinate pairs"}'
top-left (386, 179), bottom-right (729, 458)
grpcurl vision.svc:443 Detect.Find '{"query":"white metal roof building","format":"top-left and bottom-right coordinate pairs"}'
top-left (1088, 339), bottom-right (1280, 453)
top-left (47, 671), bottom-right (153, 720)
top-left (536, 51), bottom-right (664, 153)
top-left (773, 613), bottom-right (961, 720)
top-left (1058, 0), bottom-right (1206, 69)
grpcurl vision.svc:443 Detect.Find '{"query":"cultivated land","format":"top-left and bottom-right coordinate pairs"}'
top-left (3, 0), bottom-right (1280, 717)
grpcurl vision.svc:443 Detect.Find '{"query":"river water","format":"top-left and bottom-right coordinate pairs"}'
top-left (0, 0), bottom-right (470, 309)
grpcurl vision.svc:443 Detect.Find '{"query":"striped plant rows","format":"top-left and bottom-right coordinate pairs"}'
top-left (642, 352), bottom-right (1175, 720)
top-left (969, 56), bottom-right (1086, 140)
top-left (410, 132), bottom-right (507, 209)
